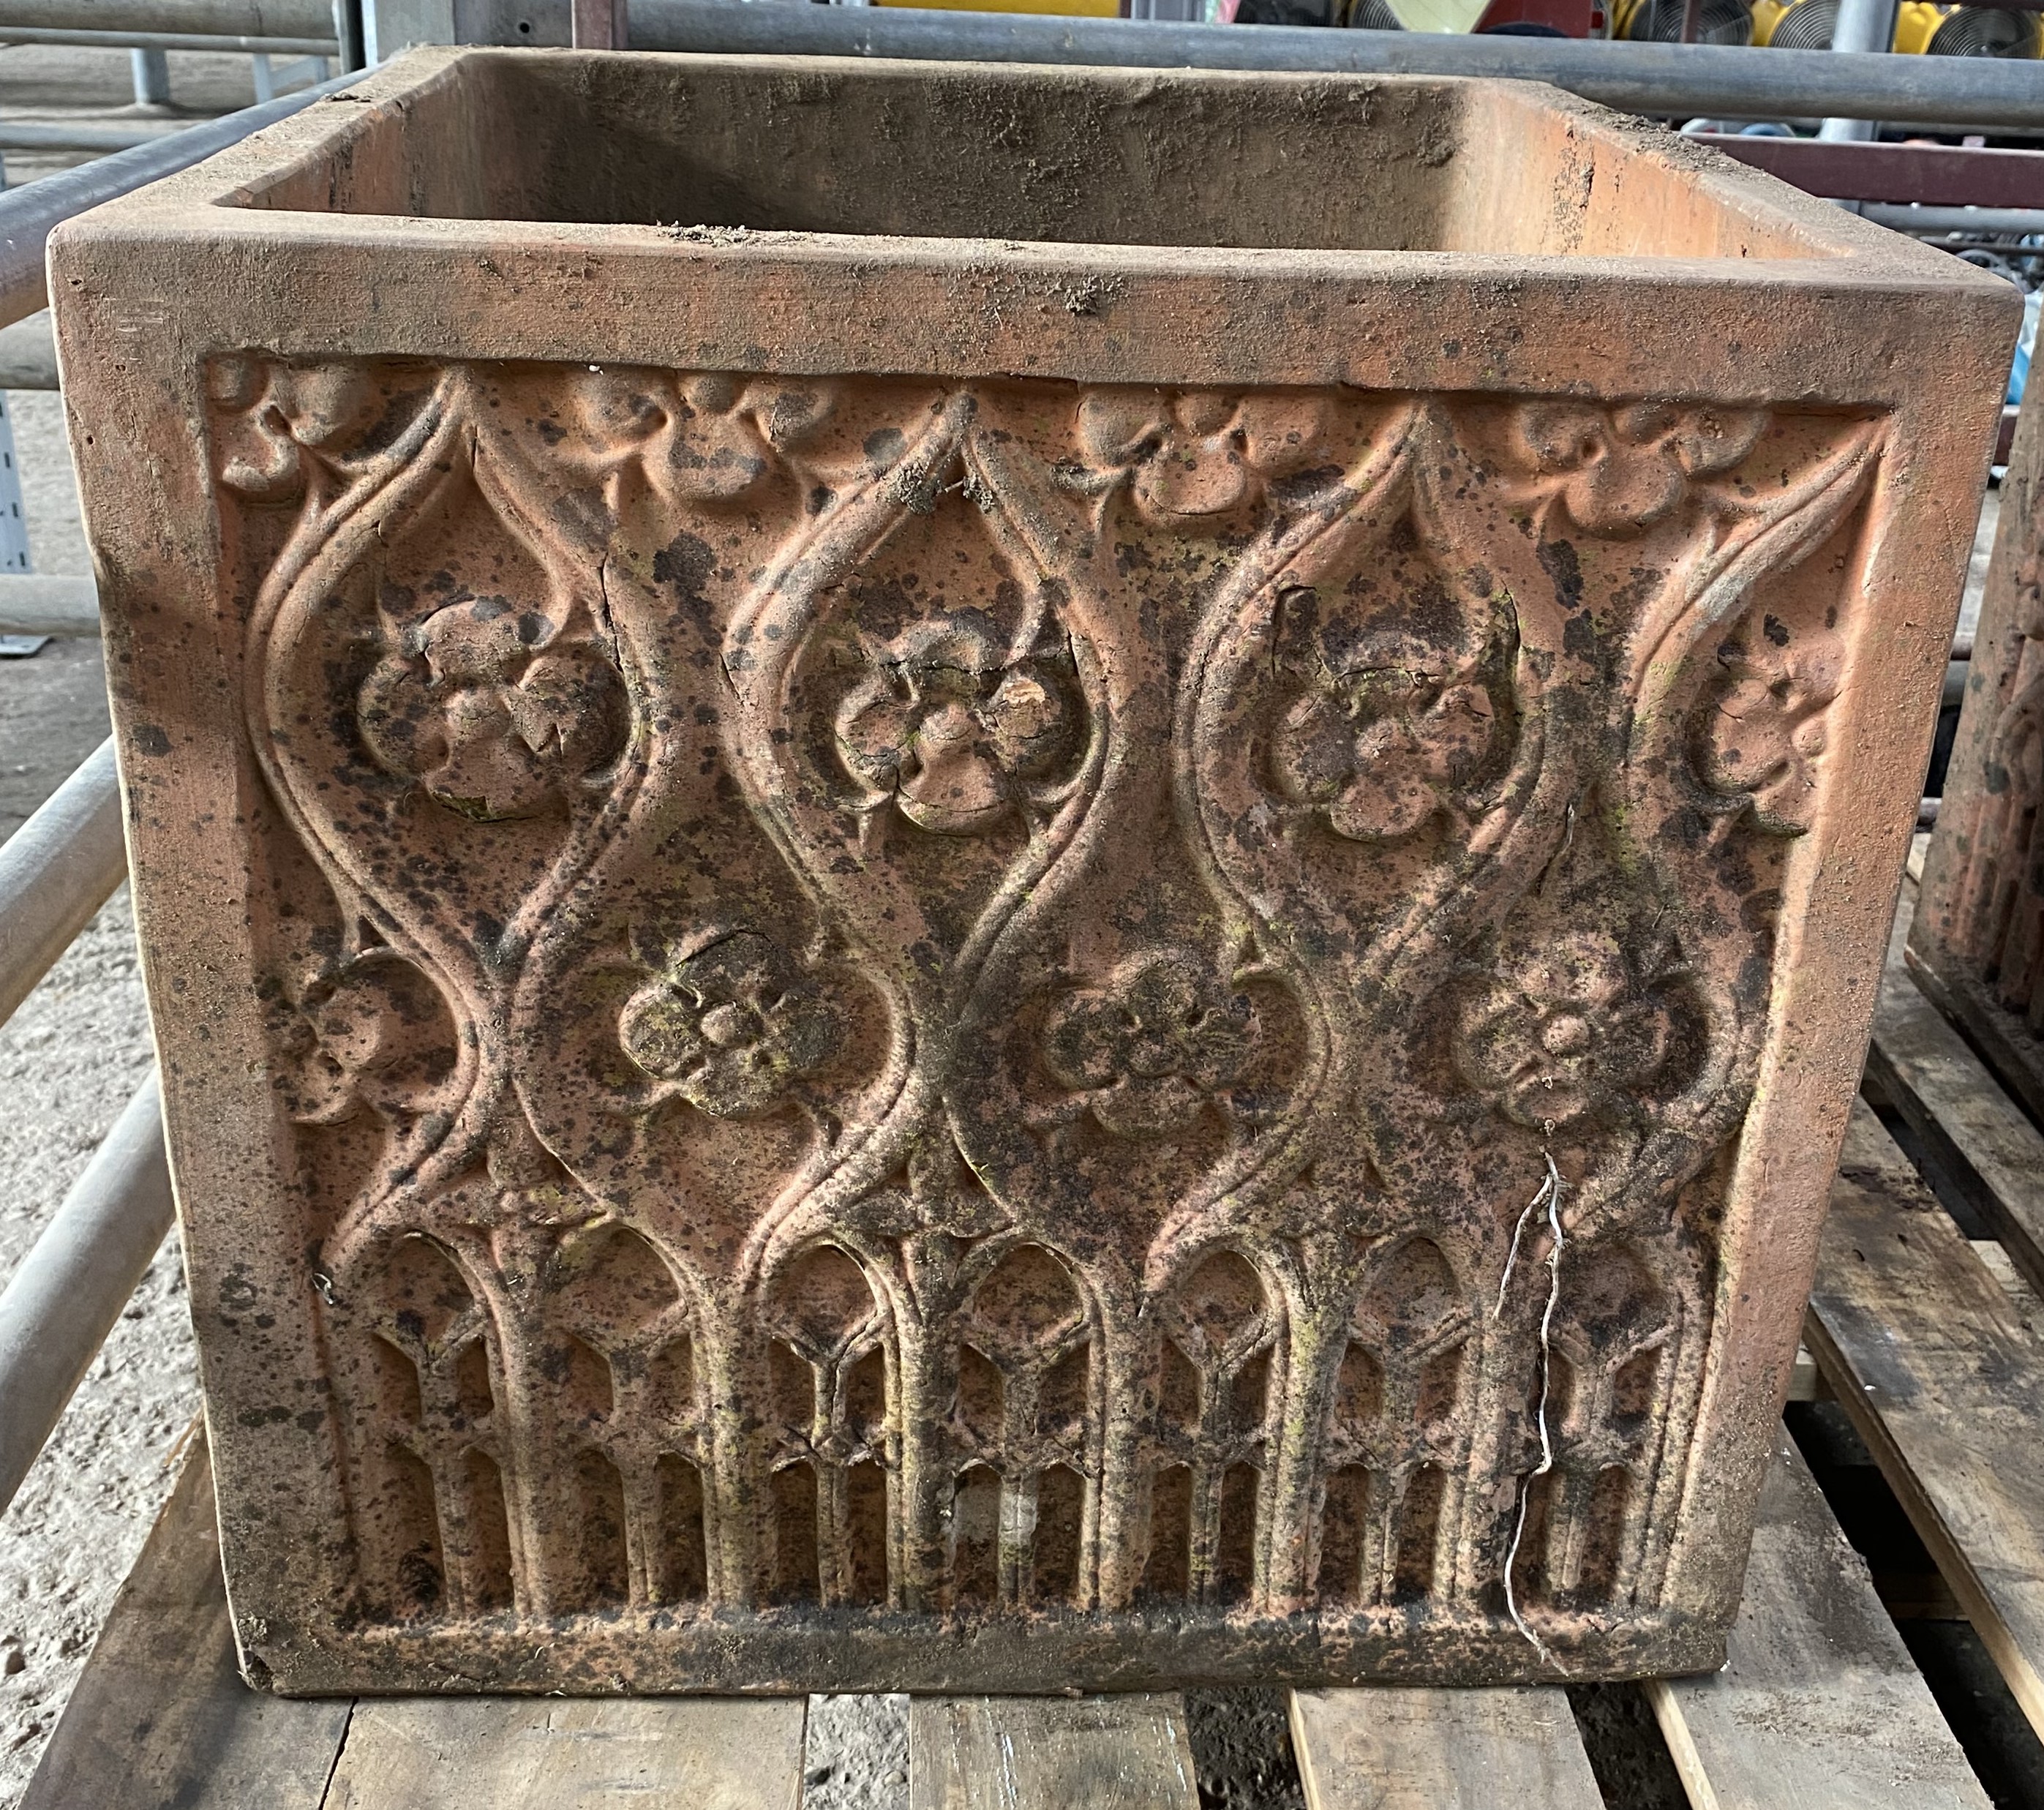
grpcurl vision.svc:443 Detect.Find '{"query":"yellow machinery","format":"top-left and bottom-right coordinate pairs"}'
top-left (1750, 0), bottom-right (2040, 52)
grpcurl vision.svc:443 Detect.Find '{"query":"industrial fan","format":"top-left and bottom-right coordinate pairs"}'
top-left (1614, 0), bottom-right (1756, 42)
top-left (1751, 0), bottom-right (2039, 50)
top-left (1925, 4), bottom-right (2040, 53)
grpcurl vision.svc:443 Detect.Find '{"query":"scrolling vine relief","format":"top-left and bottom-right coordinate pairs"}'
top-left (212, 356), bottom-right (1881, 1661)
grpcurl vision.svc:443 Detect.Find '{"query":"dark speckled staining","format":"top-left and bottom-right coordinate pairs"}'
top-left (212, 356), bottom-right (1885, 1682)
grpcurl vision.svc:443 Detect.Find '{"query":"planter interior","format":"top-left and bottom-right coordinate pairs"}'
top-left (48, 48), bottom-right (2015, 1694)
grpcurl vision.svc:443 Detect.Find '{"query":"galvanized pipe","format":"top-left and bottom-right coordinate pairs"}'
top-left (0, 1071), bottom-right (173, 1519)
top-left (0, 738), bottom-right (125, 1029)
top-left (1863, 201), bottom-right (2044, 232)
top-left (0, 25), bottom-right (341, 52)
top-left (0, 0), bottom-right (334, 35)
top-left (0, 70), bottom-right (358, 330)
top-left (0, 310), bottom-right (57, 388)
top-left (0, 121), bottom-right (186, 153)
top-left (1816, 0), bottom-right (1897, 145)
top-left (625, 1), bottom-right (2044, 127)
top-left (0, 574), bottom-right (99, 632)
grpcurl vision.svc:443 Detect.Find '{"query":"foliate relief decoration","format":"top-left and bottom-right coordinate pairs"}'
top-left (208, 359), bottom-right (1885, 1666)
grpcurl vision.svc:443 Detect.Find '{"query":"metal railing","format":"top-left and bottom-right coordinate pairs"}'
top-left (0, 740), bottom-right (170, 1518)
top-left (0, 70), bottom-right (360, 328)
top-left (1, 25), bottom-right (342, 53)
top-left (0, 37), bottom-right (390, 1527)
top-left (629, 1), bottom-right (2044, 128)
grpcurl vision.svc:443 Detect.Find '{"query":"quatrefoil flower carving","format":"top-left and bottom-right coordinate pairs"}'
top-left (618, 930), bottom-right (847, 1120)
top-left (1697, 622), bottom-right (1846, 835)
top-left (1074, 388), bottom-right (1336, 522)
top-left (208, 356), bottom-right (385, 502)
top-left (277, 950), bottom-right (458, 1125)
top-left (1043, 950), bottom-right (1252, 1141)
top-left (1453, 930), bottom-right (1674, 1133)
top-left (835, 613), bottom-right (1081, 836)
top-left (559, 369), bottom-right (834, 508)
top-left (358, 598), bottom-right (629, 822)
top-left (1513, 402), bottom-right (1767, 536)
top-left (1271, 635), bottom-right (1501, 841)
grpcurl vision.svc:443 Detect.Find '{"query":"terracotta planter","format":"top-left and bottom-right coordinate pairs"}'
top-left (1913, 385), bottom-right (2044, 1124)
top-left (51, 49), bottom-right (2013, 1694)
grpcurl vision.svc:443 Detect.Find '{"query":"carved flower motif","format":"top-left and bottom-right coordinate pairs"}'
top-left (1698, 623), bottom-right (1845, 834)
top-left (835, 614), bottom-right (1080, 836)
top-left (558, 369), bottom-right (834, 507)
top-left (278, 951), bottom-right (457, 1125)
top-left (619, 931), bottom-right (846, 1119)
top-left (358, 598), bottom-right (628, 821)
top-left (1075, 388), bottom-right (1334, 522)
top-left (1271, 645), bottom-right (1500, 841)
top-left (207, 356), bottom-right (384, 501)
top-left (1043, 950), bottom-right (1252, 1141)
top-left (1453, 931), bottom-right (1672, 1132)
top-left (1512, 403), bottom-right (1767, 536)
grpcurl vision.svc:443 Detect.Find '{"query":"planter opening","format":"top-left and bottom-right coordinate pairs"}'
top-left (240, 55), bottom-right (1846, 261)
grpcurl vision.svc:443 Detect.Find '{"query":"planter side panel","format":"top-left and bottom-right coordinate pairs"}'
top-left (86, 355), bottom-right (1920, 1690)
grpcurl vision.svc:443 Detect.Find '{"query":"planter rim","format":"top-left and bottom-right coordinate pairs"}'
top-left (62, 47), bottom-right (1999, 285)
top-left (50, 50), bottom-right (2017, 408)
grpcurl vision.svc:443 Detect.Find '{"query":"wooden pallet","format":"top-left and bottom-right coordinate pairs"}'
top-left (22, 867), bottom-right (2044, 1810)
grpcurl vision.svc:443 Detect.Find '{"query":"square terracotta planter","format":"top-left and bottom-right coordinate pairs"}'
top-left (50, 49), bottom-right (2013, 1694)
top-left (1913, 383), bottom-right (2044, 1124)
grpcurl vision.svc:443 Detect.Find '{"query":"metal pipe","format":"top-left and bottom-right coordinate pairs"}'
top-left (0, 738), bottom-right (125, 1030)
top-left (0, 121), bottom-right (187, 153)
top-left (0, 0), bottom-right (334, 34)
top-left (0, 70), bottom-right (359, 331)
top-left (0, 24), bottom-right (339, 53)
top-left (129, 44), bottom-right (172, 107)
top-left (1861, 201), bottom-right (2044, 232)
top-left (0, 574), bottom-right (98, 632)
top-left (1817, 0), bottom-right (1897, 146)
top-left (624, 1), bottom-right (2044, 127)
top-left (0, 310), bottom-right (58, 389)
top-left (0, 1072), bottom-right (173, 1519)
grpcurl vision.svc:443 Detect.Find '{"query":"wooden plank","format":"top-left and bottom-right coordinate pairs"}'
top-left (20, 1429), bottom-right (351, 1810)
top-left (1288, 1686), bottom-right (1602, 1809)
top-left (1870, 889), bottom-right (2044, 1299)
top-left (1644, 1430), bottom-right (1991, 1810)
top-left (325, 1697), bottom-right (806, 1809)
top-left (1806, 1098), bottom-right (2044, 1740)
top-left (909, 1694), bottom-right (1198, 1810)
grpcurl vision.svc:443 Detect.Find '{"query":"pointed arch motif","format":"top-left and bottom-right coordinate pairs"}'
top-left (328, 1230), bottom-right (515, 1622)
top-left (1141, 1248), bottom-right (1286, 1610)
top-left (758, 1241), bottom-right (896, 1607)
top-left (1316, 1236), bottom-right (1478, 1610)
top-left (940, 1238), bottom-right (1103, 1610)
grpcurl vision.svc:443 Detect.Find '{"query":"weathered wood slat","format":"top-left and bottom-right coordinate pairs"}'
top-left (323, 1697), bottom-right (806, 1809)
top-left (19, 1431), bottom-right (351, 1810)
top-left (1644, 1430), bottom-right (1991, 1810)
top-left (1287, 1686), bottom-right (1602, 1809)
top-left (1870, 891), bottom-right (2044, 1298)
top-left (1806, 1098), bottom-right (2044, 1740)
top-left (23, 1427), bottom-right (808, 1809)
top-left (908, 1694), bottom-right (1198, 1810)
